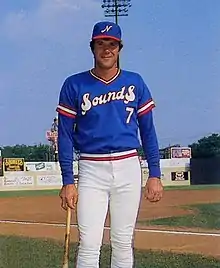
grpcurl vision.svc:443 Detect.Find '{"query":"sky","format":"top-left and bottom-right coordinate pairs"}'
top-left (0, 0), bottom-right (219, 148)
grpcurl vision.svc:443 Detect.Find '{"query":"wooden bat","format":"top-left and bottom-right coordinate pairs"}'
top-left (62, 207), bottom-right (72, 268)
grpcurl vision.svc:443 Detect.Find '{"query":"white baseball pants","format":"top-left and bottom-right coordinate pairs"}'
top-left (75, 150), bottom-right (142, 268)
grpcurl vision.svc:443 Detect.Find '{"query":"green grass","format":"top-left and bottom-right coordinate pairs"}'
top-left (164, 184), bottom-right (220, 191)
top-left (139, 203), bottom-right (220, 230)
top-left (0, 189), bottom-right (60, 198)
top-left (0, 235), bottom-right (219, 268)
top-left (0, 184), bottom-right (220, 199)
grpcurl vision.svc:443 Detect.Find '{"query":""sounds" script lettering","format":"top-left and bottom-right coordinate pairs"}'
top-left (81, 85), bottom-right (136, 115)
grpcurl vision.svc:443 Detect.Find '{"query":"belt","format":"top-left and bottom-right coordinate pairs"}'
top-left (79, 149), bottom-right (138, 161)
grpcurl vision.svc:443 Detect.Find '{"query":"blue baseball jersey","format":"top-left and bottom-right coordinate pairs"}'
top-left (56, 69), bottom-right (161, 185)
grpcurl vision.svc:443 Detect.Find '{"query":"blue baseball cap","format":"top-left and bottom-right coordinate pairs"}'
top-left (91, 21), bottom-right (122, 42)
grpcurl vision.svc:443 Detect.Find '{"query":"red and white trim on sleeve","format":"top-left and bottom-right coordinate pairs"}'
top-left (56, 104), bottom-right (77, 118)
top-left (137, 99), bottom-right (155, 117)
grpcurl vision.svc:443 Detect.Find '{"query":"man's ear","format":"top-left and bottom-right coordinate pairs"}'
top-left (119, 41), bottom-right (123, 51)
top-left (90, 41), bottom-right (94, 52)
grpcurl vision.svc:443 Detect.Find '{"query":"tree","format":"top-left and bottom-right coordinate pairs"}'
top-left (137, 147), bottom-right (145, 158)
top-left (189, 133), bottom-right (220, 158)
top-left (0, 144), bottom-right (51, 162)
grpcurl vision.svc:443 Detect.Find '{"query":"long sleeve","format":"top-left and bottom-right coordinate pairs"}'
top-left (56, 77), bottom-right (77, 185)
top-left (138, 111), bottom-right (161, 178)
top-left (137, 76), bottom-right (161, 179)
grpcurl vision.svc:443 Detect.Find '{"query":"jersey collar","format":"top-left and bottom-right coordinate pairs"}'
top-left (89, 68), bottom-right (121, 85)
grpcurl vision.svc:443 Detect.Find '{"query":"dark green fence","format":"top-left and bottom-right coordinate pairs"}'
top-left (190, 157), bottom-right (220, 185)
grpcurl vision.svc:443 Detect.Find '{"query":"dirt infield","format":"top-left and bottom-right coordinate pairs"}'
top-left (0, 188), bottom-right (220, 258)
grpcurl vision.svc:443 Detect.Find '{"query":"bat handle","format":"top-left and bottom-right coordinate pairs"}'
top-left (62, 207), bottom-right (72, 268)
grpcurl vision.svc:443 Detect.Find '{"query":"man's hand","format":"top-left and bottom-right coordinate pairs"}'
top-left (59, 184), bottom-right (78, 210)
top-left (144, 177), bottom-right (163, 202)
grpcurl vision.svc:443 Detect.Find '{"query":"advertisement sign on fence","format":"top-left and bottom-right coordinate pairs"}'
top-left (36, 175), bottom-right (62, 186)
top-left (26, 162), bottom-right (57, 172)
top-left (0, 157), bottom-right (3, 176)
top-left (171, 147), bottom-right (191, 159)
top-left (171, 171), bottom-right (189, 181)
top-left (3, 175), bottom-right (34, 187)
top-left (4, 158), bottom-right (25, 172)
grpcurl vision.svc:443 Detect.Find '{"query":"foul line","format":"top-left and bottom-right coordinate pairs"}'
top-left (0, 219), bottom-right (220, 237)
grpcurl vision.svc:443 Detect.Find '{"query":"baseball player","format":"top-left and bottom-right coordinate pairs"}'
top-left (57, 21), bottom-right (163, 268)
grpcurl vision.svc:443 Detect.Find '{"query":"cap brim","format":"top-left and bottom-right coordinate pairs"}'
top-left (92, 35), bottom-right (121, 41)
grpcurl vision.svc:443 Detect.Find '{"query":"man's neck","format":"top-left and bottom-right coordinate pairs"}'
top-left (92, 66), bottom-right (119, 81)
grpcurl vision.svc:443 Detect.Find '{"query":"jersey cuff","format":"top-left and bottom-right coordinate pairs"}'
top-left (137, 99), bottom-right (155, 117)
top-left (148, 165), bottom-right (161, 179)
top-left (56, 104), bottom-right (77, 118)
top-left (62, 174), bottom-right (75, 185)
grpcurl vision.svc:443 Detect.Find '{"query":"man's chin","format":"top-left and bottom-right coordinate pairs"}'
top-left (99, 62), bottom-right (116, 70)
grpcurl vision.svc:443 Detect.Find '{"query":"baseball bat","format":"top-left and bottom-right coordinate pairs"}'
top-left (62, 207), bottom-right (72, 268)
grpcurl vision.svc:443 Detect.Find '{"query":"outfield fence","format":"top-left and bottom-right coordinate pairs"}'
top-left (0, 158), bottom-right (190, 191)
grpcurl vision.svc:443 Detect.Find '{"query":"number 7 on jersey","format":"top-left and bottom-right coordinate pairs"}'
top-left (126, 107), bottom-right (134, 123)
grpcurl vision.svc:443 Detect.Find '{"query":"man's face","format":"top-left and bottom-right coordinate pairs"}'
top-left (93, 38), bottom-right (120, 69)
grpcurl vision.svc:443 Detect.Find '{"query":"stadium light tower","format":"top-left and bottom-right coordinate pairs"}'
top-left (101, 0), bottom-right (132, 67)
top-left (101, 0), bottom-right (132, 25)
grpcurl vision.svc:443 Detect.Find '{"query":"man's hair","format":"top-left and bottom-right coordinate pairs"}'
top-left (90, 40), bottom-right (123, 52)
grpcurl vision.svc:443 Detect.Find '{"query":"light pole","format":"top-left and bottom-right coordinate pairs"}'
top-left (101, 0), bottom-right (132, 25)
top-left (101, 0), bottom-right (132, 67)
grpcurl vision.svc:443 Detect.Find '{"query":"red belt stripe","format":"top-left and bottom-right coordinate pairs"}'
top-left (80, 152), bottom-right (138, 161)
